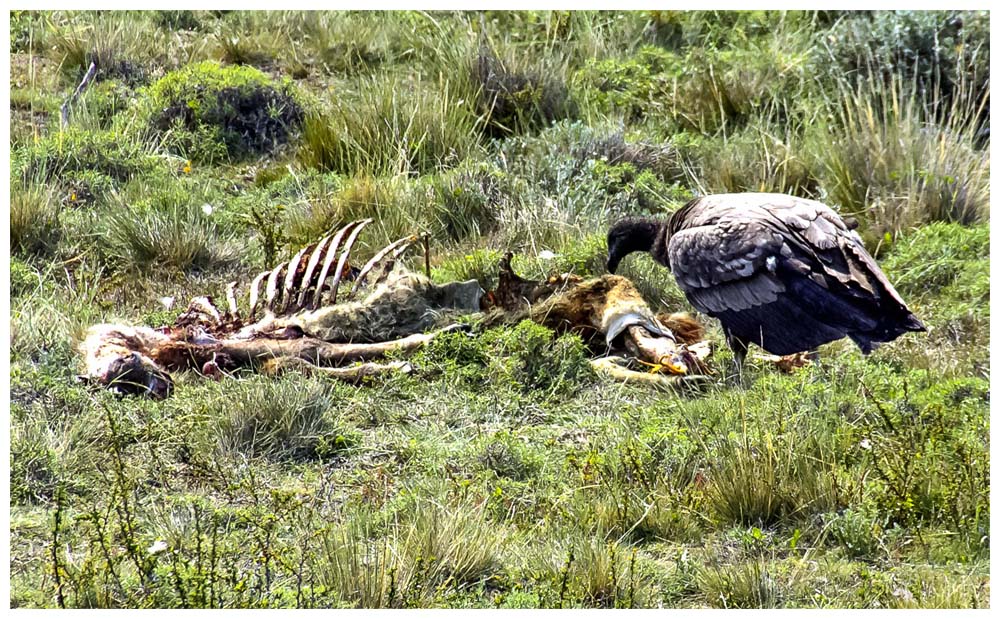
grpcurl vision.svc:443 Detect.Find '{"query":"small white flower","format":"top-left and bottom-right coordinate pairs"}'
top-left (201, 203), bottom-right (214, 216)
top-left (859, 438), bottom-right (872, 450)
top-left (147, 540), bottom-right (168, 555)
top-left (158, 296), bottom-right (175, 310)
top-left (538, 250), bottom-right (557, 260)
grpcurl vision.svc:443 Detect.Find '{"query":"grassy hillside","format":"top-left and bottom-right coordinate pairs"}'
top-left (8, 10), bottom-right (989, 608)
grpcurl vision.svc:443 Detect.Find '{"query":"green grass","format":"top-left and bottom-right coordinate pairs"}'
top-left (8, 9), bottom-right (990, 609)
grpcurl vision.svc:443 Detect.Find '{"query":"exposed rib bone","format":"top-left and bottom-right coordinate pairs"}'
top-left (247, 271), bottom-right (270, 321)
top-left (190, 296), bottom-right (222, 324)
top-left (296, 234), bottom-right (333, 309)
top-left (373, 239), bottom-right (419, 287)
top-left (349, 234), bottom-right (418, 299)
top-left (312, 221), bottom-right (363, 310)
top-left (280, 245), bottom-right (311, 314)
top-left (264, 262), bottom-right (287, 316)
top-left (225, 281), bottom-right (240, 319)
top-left (327, 219), bottom-right (372, 304)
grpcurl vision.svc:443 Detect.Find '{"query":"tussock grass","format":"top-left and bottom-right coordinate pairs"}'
top-left (102, 204), bottom-right (238, 273)
top-left (210, 379), bottom-right (352, 461)
top-left (299, 75), bottom-right (483, 177)
top-left (10, 180), bottom-right (62, 257)
top-left (808, 72), bottom-right (990, 236)
top-left (698, 558), bottom-right (779, 608)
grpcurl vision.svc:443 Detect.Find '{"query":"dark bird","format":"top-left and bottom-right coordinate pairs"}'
top-left (606, 193), bottom-right (926, 373)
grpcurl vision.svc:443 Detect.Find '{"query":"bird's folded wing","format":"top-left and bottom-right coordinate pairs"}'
top-left (666, 220), bottom-right (788, 312)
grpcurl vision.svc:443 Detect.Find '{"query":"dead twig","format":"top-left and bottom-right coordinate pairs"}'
top-left (61, 62), bottom-right (97, 129)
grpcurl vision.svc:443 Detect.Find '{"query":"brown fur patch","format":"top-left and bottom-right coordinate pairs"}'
top-left (657, 312), bottom-right (705, 344)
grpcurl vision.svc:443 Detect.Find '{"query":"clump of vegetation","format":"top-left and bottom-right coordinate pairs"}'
top-left (825, 11), bottom-right (990, 116)
top-left (145, 61), bottom-right (304, 162)
top-left (208, 378), bottom-right (357, 461)
top-left (102, 203), bottom-right (237, 273)
top-left (474, 45), bottom-right (577, 137)
top-left (299, 75), bottom-right (482, 176)
top-left (10, 181), bottom-right (62, 257)
top-left (11, 128), bottom-right (160, 191)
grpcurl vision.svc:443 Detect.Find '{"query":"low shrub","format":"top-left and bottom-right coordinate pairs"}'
top-left (145, 61), bottom-right (304, 162)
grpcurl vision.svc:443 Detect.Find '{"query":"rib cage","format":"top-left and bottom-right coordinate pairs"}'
top-left (202, 220), bottom-right (419, 327)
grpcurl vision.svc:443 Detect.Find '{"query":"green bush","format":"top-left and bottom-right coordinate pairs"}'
top-left (484, 320), bottom-right (595, 394)
top-left (572, 46), bottom-right (679, 122)
top-left (145, 61), bottom-right (304, 162)
top-left (10, 258), bottom-right (39, 297)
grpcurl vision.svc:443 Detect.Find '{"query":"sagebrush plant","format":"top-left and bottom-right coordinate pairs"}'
top-left (9, 9), bottom-right (990, 610)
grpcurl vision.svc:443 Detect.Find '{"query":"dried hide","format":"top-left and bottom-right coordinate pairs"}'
top-left (79, 221), bottom-right (714, 398)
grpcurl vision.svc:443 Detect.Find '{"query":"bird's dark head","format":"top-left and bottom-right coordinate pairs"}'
top-left (606, 216), bottom-right (663, 274)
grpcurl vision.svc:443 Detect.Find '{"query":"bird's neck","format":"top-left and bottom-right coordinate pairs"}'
top-left (636, 217), bottom-right (670, 268)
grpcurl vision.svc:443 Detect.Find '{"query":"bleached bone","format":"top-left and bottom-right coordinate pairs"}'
top-left (312, 220), bottom-right (366, 310)
top-left (326, 219), bottom-right (372, 306)
top-left (247, 271), bottom-right (270, 322)
top-left (279, 244), bottom-right (310, 314)
top-left (350, 234), bottom-right (418, 298)
top-left (190, 296), bottom-right (222, 324)
top-left (225, 282), bottom-right (239, 319)
top-left (296, 234), bottom-right (334, 309)
top-left (263, 262), bottom-right (287, 316)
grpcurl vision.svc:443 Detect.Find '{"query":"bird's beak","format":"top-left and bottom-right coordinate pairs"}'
top-left (606, 255), bottom-right (619, 274)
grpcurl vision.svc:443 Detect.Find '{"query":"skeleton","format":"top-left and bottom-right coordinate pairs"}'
top-left (80, 221), bottom-right (714, 398)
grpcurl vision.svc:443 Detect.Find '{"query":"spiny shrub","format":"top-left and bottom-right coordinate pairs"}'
top-left (484, 320), bottom-right (595, 394)
top-left (145, 61), bottom-right (304, 162)
top-left (474, 45), bottom-right (576, 137)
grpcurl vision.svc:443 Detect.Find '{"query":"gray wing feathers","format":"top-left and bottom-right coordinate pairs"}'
top-left (686, 274), bottom-right (786, 313)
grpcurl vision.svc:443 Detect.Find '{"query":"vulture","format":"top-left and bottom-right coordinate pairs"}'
top-left (606, 193), bottom-right (926, 371)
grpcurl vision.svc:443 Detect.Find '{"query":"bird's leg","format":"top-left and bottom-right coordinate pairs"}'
top-left (727, 334), bottom-right (749, 386)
